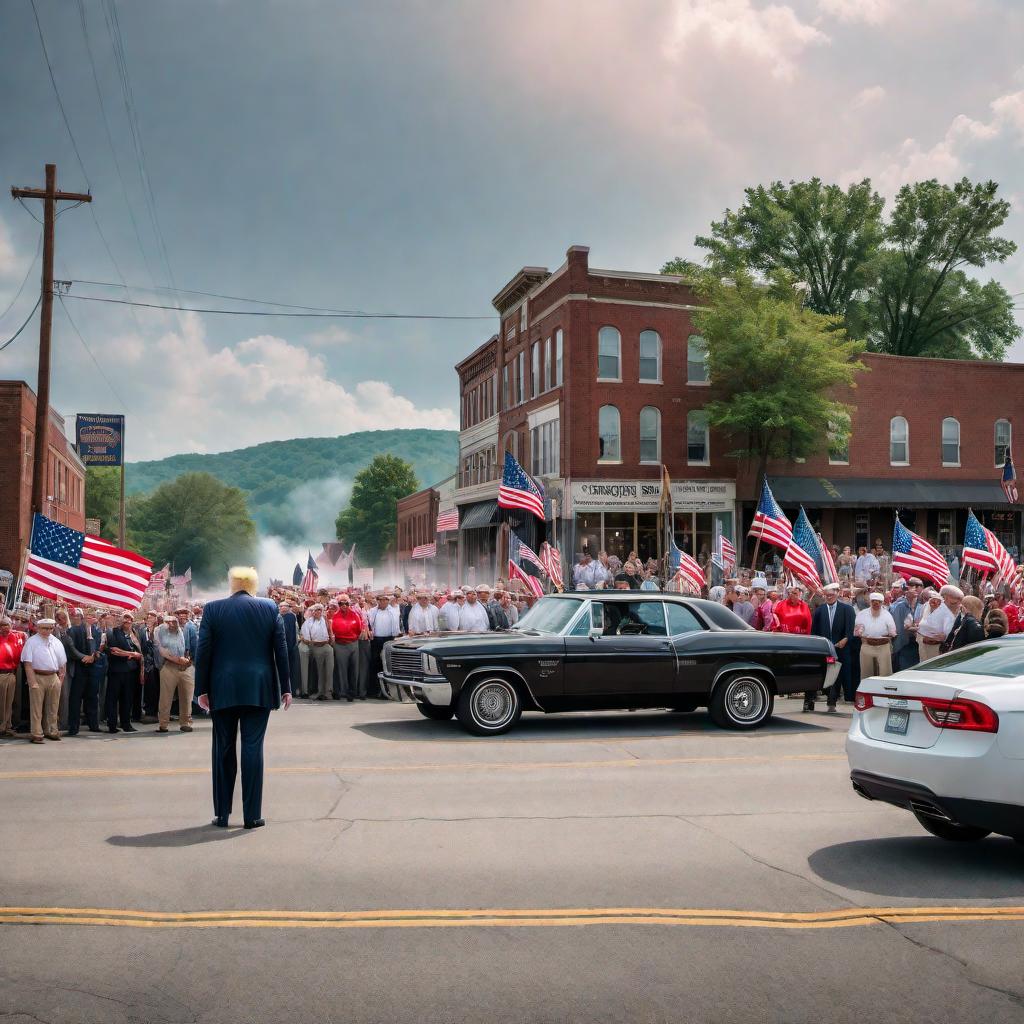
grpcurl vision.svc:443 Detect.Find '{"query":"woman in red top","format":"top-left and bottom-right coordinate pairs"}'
top-left (772, 583), bottom-right (812, 634)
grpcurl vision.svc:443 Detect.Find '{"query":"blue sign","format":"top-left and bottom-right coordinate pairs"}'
top-left (76, 414), bottom-right (125, 467)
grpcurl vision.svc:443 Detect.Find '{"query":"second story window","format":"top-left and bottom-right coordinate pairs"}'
top-left (517, 351), bottom-right (525, 405)
top-left (598, 405), bottom-right (620, 463)
top-left (687, 334), bottom-right (708, 383)
top-left (687, 411), bottom-right (709, 465)
top-left (995, 419), bottom-right (1012, 466)
top-left (941, 417), bottom-right (960, 467)
top-left (639, 330), bottom-right (661, 383)
top-left (544, 337), bottom-right (552, 391)
top-left (555, 329), bottom-right (564, 385)
top-left (598, 326), bottom-right (621, 381)
top-left (639, 406), bottom-right (661, 463)
top-left (532, 342), bottom-right (540, 398)
top-left (502, 364), bottom-right (510, 410)
top-left (890, 416), bottom-right (909, 465)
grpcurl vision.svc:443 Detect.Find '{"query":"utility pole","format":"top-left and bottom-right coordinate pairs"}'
top-left (11, 164), bottom-right (91, 525)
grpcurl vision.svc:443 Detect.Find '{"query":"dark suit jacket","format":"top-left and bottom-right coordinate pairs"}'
top-left (811, 601), bottom-right (856, 649)
top-left (72, 623), bottom-right (107, 666)
top-left (106, 626), bottom-right (141, 675)
top-left (281, 611), bottom-right (298, 652)
top-left (194, 591), bottom-right (290, 711)
top-left (947, 614), bottom-right (985, 651)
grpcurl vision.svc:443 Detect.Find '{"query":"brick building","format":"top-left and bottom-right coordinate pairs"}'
top-left (451, 245), bottom-right (1022, 582)
top-left (395, 474), bottom-right (456, 585)
top-left (0, 380), bottom-right (87, 581)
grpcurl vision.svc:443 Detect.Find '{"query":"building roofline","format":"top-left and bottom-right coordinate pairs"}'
top-left (491, 266), bottom-right (551, 315)
top-left (861, 351), bottom-right (1024, 370)
top-left (454, 334), bottom-right (499, 373)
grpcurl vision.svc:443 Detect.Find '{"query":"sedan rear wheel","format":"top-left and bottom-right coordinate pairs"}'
top-left (416, 702), bottom-right (454, 721)
top-left (913, 811), bottom-right (991, 842)
top-left (456, 677), bottom-right (522, 736)
top-left (709, 674), bottom-right (773, 730)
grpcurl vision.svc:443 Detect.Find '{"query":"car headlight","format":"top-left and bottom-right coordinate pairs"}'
top-left (422, 654), bottom-right (442, 676)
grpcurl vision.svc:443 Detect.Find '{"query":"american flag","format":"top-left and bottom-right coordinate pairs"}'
top-left (508, 559), bottom-right (544, 598)
top-left (23, 513), bottom-right (153, 610)
top-left (436, 507), bottom-right (460, 532)
top-left (498, 452), bottom-right (545, 521)
top-left (150, 562), bottom-right (170, 584)
top-left (818, 533), bottom-right (839, 585)
top-left (749, 480), bottom-right (792, 550)
top-left (1002, 454), bottom-right (1018, 504)
top-left (782, 507), bottom-right (823, 591)
top-left (412, 542), bottom-right (437, 559)
top-left (300, 551), bottom-right (319, 594)
top-left (540, 541), bottom-right (564, 591)
top-left (892, 519), bottom-right (950, 586)
top-left (669, 540), bottom-right (705, 594)
top-left (510, 532), bottom-right (546, 575)
top-left (962, 511), bottom-right (1016, 585)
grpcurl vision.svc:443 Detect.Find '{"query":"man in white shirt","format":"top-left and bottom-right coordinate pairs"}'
top-left (854, 546), bottom-right (880, 584)
top-left (855, 593), bottom-right (897, 679)
top-left (407, 592), bottom-right (439, 635)
top-left (459, 587), bottom-right (491, 632)
top-left (298, 604), bottom-right (333, 699)
top-left (21, 618), bottom-right (68, 743)
top-left (367, 592), bottom-right (401, 693)
top-left (439, 591), bottom-right (462, 631)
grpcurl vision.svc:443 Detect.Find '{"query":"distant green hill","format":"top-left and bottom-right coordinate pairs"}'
top-left (127, 429), bottom-right (458, 542)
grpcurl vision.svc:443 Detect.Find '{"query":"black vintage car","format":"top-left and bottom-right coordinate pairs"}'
top-left (380, 593), bottom-right (839, 736)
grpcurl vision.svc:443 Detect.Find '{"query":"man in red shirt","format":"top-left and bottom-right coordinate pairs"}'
top-left (772, 584), bottom-right (812, 635)
top-left (0, 617), bottom-right (28, 736)
top-left (331, 595), bottom-right (363, 701)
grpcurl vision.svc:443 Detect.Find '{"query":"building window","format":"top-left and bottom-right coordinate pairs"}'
top-left (941, 417), bottom-right (960, 467)
top-left (598, 405), bottom-right (620, 462)
top-left (937, 511), bottom-right (954, 547)
top-left (687, 335), bottom-right (708, 383)
top-left (828, 419), bottom-right (850, 465)
top-left (531, 419), bottom-right (560, 477)
top-left (503, 431), bottom-right (517, 460)
top-left (532, 342), bottom-right (540, 398)
top-left (598, 326), bottom-right (621, 381)
top-left (855, 512), bottom-right (869, 551)
top-left (890, 416), bottom-right (909, 465)
top-left (520, 300), bottom-right (528, 332)
top-left (995, 419), bottom-right (1012, 466)
top-left (544, 337), bottom-right (552, 391)
top-left (639, 406), bottom-right (661, 464)
top-left (517, 351), bottom-right (525, 404)
top-left (502, 364), bottom-right (509, 410)
top-left (555, 329), bottom-right (564, 386)
top-left (687, 410), bottom-right (709, 465)
top-left (639, 330), bottom-right (661, 383)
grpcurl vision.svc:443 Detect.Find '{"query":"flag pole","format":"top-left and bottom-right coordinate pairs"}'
top-left (13, 545), bottom-right (31, 609)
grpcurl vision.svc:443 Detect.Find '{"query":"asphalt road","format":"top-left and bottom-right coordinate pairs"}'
top-left (2, 698), bottom-right (1024, 1023)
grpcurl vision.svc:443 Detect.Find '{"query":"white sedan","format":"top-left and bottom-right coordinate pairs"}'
top-left (846, 638), bottom-right (1024, 843)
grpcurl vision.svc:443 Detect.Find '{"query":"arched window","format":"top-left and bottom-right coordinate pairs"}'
top-left (598, 405), bottom-right (620, 462)
top-left (941, 417), bottom-right (960, 466)
top-left (639, 406), bottom-right (661, 463)
top-left (687, 410), bottom-right (709, 465)
top-left (890, 416), bottom-right (909, 465)
top-left (639, 330), bottom-right (661, 383)
top-left (995, 419), bottom-right (1012, 467)
top-left (598, 326), bottom-right (621, 381)
top-left (687, 334), bottom-right (708, 383)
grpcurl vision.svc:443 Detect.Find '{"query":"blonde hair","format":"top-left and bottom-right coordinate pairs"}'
top-left (229, 566), bottom-right (259, 595)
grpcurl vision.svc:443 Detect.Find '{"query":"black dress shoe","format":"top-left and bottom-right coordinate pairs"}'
top-left (67, 729), bottom-right (79, 737)
top-left (211, 816), bottom-right (229, 828)
top-left (108, 726), bottom-right (119, 733)
top-left (123, 725), bottom-right (137, 732)
top-left (243, 818), bottom-right (265, 830)
top-left (88, 725), bottom-right (100, 732)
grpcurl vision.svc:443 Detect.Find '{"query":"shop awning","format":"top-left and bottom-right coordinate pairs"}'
top-left (458, 499), bottom-right (499, 530)
top-left (768, 477), bottom-right (1009, 508)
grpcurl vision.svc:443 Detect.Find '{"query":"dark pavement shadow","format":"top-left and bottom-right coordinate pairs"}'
top-left (355, 710), bottom-right (830, 742)
top-left (809, 837), bottom-right (1024, 899)
top-left (107, 826), bottom-right (246, 848)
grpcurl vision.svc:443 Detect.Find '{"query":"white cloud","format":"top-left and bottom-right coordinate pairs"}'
top-left (306, 324), bottom-right (357, 347)
top-left (818, 0), bottom-right (894, 24)
top-left (851, 84), bottom-right (886, 108)
top-left (665, 0), bottom-right (829, 80)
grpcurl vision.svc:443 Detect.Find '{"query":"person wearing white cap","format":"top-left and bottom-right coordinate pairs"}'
top-left (438, 590), bottom-right (463, 631)
top-left (20, 618), bottom-right (67, 743)
top-left (458, 587), bottom-right (491, 632)
top-left (854, 592), bottom-right (897, 679)
top-left (407, 591), bottom-right (439, 636)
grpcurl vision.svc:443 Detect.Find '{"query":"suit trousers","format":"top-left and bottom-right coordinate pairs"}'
top-left (300, 644), bottom-right (333, 698)
top-left (0, 671), bottom-right (16, 732)
top-left (334, 641), bottom-right (360, 698)
top-left (369, 636), bottom-right (390, 695)
top-left (68, 661), bottom-right (104, 733)
top-left (211, 706), bottom-right (271, 823)
top-left (29, 672), bottom-right (61, 739)
top-left (895, 643), bottom-right (920, 673)
top-left (358, 639), bottom-right (371, 697)
top-left (105, 671), bottom-right (136, 730)
top-left (860, 642), bottom-right (893, 680)
top-left (159, 664), bottom-right (195, 728)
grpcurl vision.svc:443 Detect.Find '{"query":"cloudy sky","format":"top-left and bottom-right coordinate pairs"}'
top-left (2, 0), bottom-right (1023, 461)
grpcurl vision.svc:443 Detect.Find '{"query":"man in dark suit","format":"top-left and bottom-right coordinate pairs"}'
top-left (67, 612), bottom-right (106, 735)
top-left (279, 600), bottom-right (300, 699)
top-left (106, 612), bottom-right (143, 733)
top-left (195, 567), bottom-right (291, 829)
top-left (804, 582), bottom-right (856, 713)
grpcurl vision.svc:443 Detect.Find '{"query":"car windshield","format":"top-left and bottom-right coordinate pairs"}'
top-left (512, 597), bottom-right (585, 635)
top-left (921, 644), bottom-right (1024, 679)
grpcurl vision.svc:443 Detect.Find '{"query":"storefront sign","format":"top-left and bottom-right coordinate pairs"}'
top-left (571, 479), bottom-right (735, 512)
top-left (76, 414), bottom-right (125, 466)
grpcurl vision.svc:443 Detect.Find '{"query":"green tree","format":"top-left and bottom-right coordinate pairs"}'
top-left (84, 467), bottom-right (121, 541)
top-left (692, 271), bottom-right (864, 489)
top-left (335, 455), bottom-right (419, 565)
top-left (128, 472), bottom-right (256, 586)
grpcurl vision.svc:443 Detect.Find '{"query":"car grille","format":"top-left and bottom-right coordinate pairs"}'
top-left (385, 646), bottom-right (424, 679)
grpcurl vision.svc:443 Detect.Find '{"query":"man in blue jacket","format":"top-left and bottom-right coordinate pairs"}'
top-left (804, 582), bottom-right (856, 713)
top-left (195, 567), bottom-right (291, 829)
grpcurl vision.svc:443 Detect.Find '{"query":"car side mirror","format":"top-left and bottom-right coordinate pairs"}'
top-left (588, 627), bottom-right (603, 640)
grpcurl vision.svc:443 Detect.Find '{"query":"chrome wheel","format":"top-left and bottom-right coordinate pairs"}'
top-left (710, 674), bottom-right (774, 730)
top-left (457, 677), bottom-right (522, 736)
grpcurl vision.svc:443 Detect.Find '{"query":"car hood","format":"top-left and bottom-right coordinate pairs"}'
top-left (389, 630), bottom-right (555, 653)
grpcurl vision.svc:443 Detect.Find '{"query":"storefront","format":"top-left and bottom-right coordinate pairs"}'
top-left (570, 480), bottom-right (736, 563)
top-left (456, 499), bottom-right (500, 584)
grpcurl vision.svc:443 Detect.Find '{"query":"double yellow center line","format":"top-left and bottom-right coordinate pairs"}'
top-left (3, 905), bottom-right (1023, 931)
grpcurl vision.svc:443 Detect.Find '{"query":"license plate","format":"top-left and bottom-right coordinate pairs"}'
top-left (885, 709), bottom-right (910, 735)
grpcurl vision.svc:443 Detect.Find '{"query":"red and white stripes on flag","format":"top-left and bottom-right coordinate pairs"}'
top-left (412, 542), bottom-right (437, 559)
top-left (818, 534), bottom-right (839, 585)
top-left (674, 550), bottom-right (706, 594)
top-left (23, 515), bottom-right (152, 610)
top-left (892, 520), bottom-right (950, 587)
top-left (540, 542), bottom-right (564, 590)
top-left (508, 559), bottom-right (544, 598)
top-left (436, 508), bottom-right (459, 532)
top-left (721, 535), bottom-right (736, 570)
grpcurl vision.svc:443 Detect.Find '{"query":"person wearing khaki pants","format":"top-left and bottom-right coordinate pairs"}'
top-left (155, 615), bottom-right (195, 732)
top-left (19, 619), bottom-right (68, 743)
top-left (0, 617), bottom-right (28, 736)
top-left (854, 593), bottom-right (897, 680)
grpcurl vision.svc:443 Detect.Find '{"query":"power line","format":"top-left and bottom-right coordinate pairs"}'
top-left (57, 293), bottom-right (133, 412)
top-left (0, 295), bottom-right (42, 353)
top-left (64, 292), bottom-right (497, 320)
top-left (0, 229), bottom-right (43, 322)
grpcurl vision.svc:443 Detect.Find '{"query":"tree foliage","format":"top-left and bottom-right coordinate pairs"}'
top-left (335, 455), bottom-right (419, 565)
top-left (84, 467), bottom-right (120, 541)
top-left (669, 176), bottom-right (1020, 360)
top-left (691, 271), bottom-right (864, 487)
top-left (128, 472), bottom-right (257, 586)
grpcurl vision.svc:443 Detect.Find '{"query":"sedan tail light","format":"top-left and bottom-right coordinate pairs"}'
top-left (854, 692), bottom-right (998, 732)
top-left (854, 692), bottom-right (873, 712)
